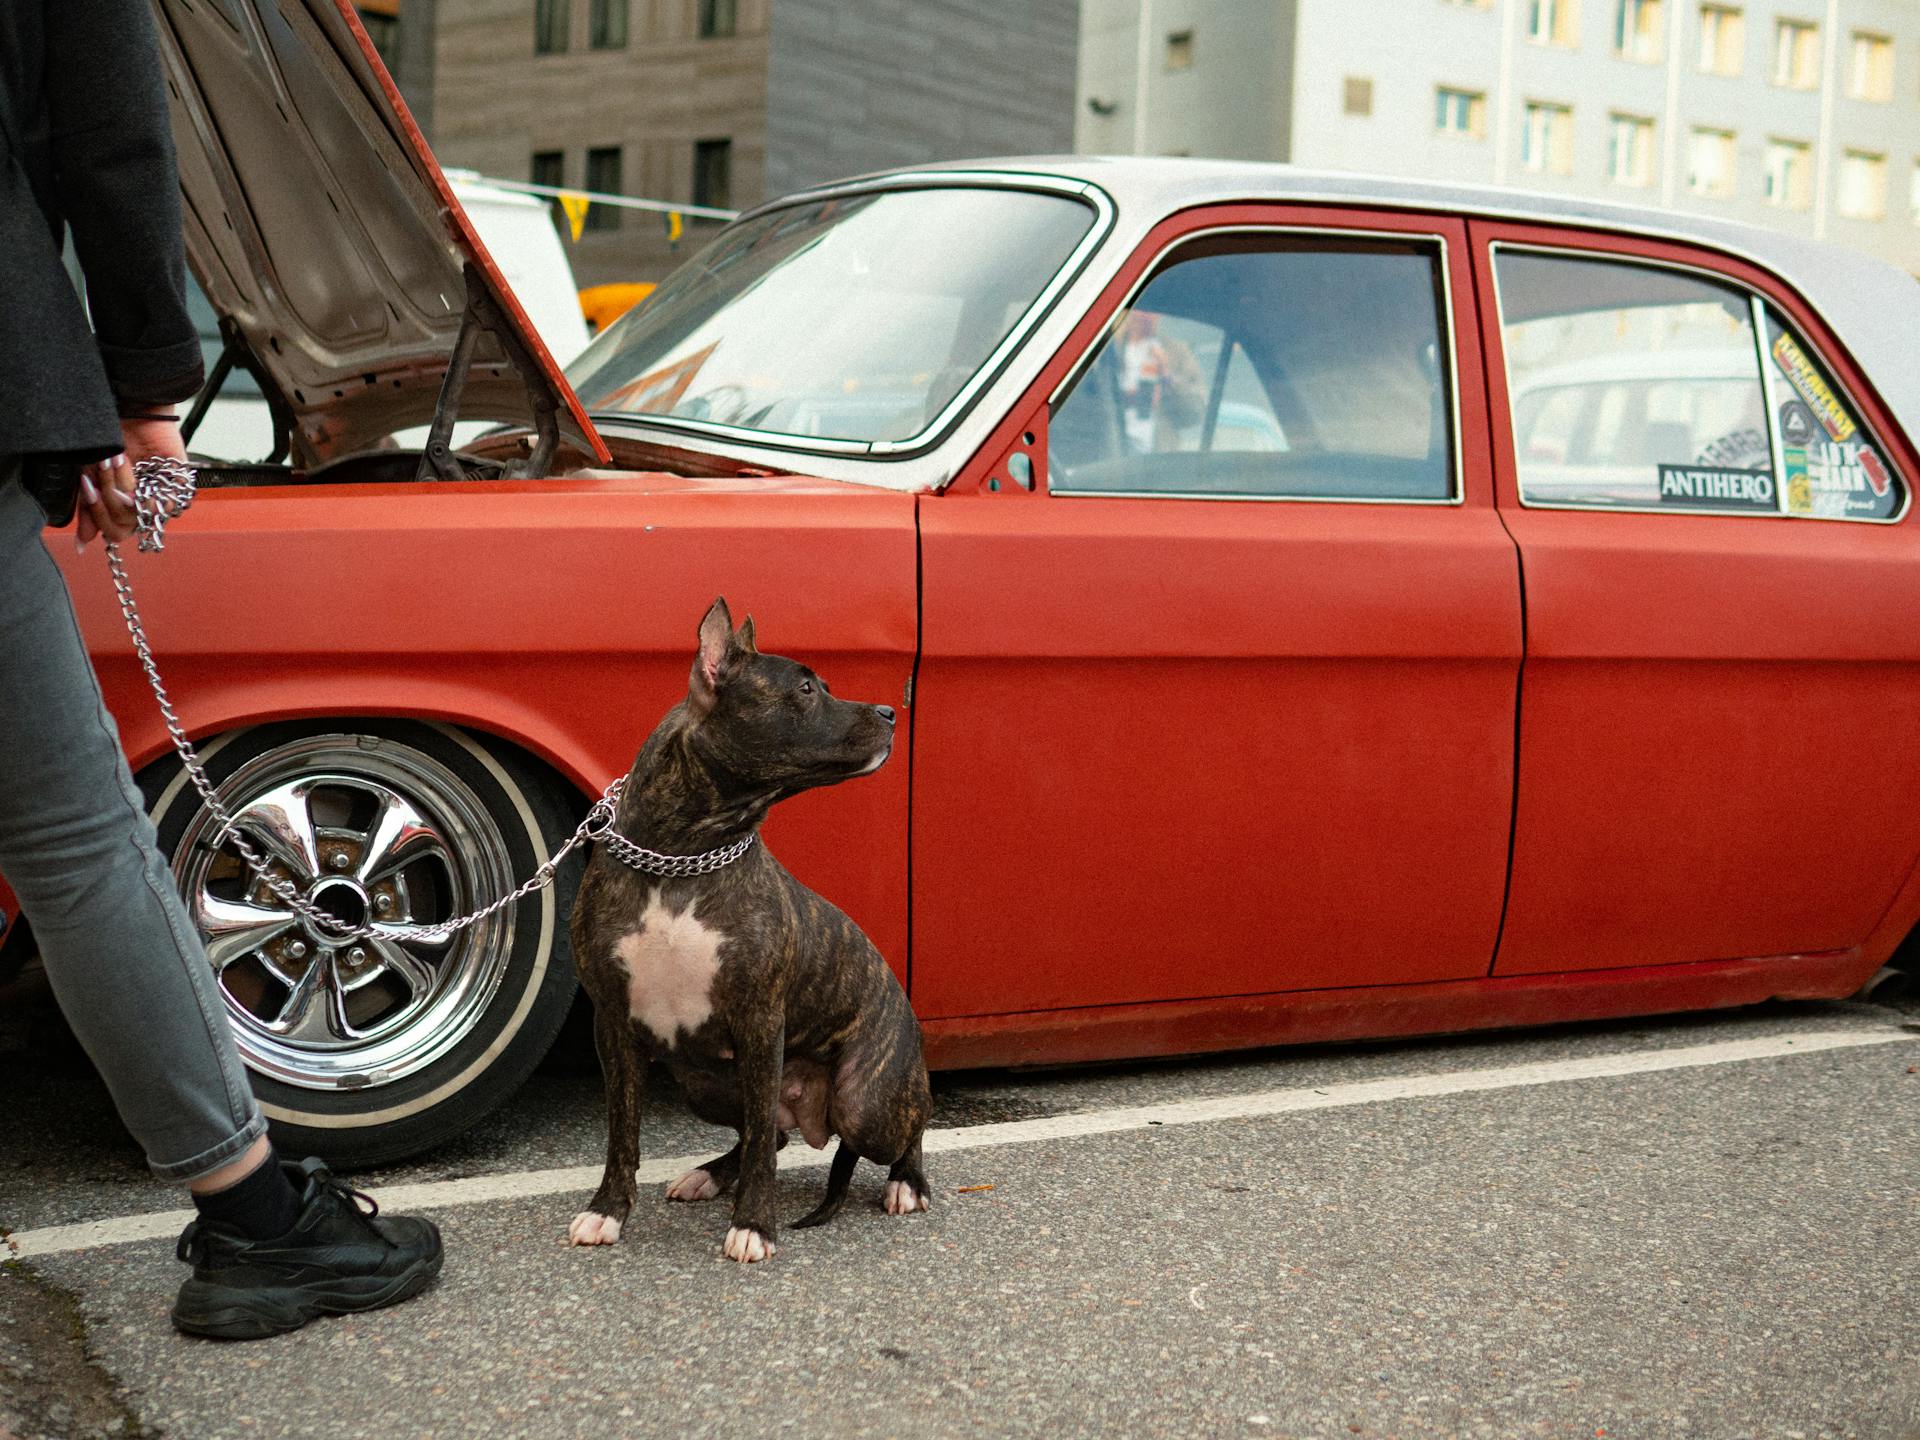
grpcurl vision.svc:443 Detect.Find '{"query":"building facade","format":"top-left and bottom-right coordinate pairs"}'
top-left (1077, 0), bottom-right (1920, 274)
top-left (378, 0), bottom-right (1078, 287)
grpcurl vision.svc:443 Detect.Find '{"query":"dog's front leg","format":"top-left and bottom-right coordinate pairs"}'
top-left (570, 999), bottom-right (647, 1246)
top-left (722, 1018), bottom-right (784, 1263)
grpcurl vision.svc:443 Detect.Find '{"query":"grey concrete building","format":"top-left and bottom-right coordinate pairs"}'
top-left (373, 0), bottom-right (1078, 287)
top-left (1077, 0), bottom-right (1920, 274)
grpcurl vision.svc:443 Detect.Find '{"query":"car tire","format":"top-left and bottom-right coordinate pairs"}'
top-left (141, 720), bottom-right (583, 1167)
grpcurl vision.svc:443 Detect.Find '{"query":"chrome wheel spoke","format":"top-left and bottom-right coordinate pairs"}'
top-left (194, 891), bottom-right (297, 970)
top-left (356, 791), bottom-right (445, 884)
top-left (227, 779), bottom-right (323, 881)
top-left (268, 956), bottom-right (334, 1043)
top-left (369, 936), bottom-right (439, 1004)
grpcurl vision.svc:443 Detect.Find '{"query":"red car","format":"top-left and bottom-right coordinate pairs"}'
top-left (4, 0), bottom-right (1917, 1163)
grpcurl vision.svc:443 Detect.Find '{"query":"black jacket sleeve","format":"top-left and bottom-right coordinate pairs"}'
top-left (43, 0), bottom-right (204, 410)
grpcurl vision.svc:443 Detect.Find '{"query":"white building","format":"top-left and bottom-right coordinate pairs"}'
top-left (1076, 0), bottom-right (1920, 273)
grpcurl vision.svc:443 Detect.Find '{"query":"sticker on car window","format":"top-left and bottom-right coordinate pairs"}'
top-left (1778, 401), bottom-right (1818, 448)
top-left (1785, 440), bottom-right (1896, 519)
top-left (1769, 332), bottom-right (1856, 443)
top-left (1656, 464), bottom-right (1777, 511)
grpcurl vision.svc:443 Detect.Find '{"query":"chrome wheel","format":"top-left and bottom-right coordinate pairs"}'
top-left (171, 735), bottom-right (516, 1091)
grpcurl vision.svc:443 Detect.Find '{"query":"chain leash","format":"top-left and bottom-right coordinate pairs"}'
top-left (101, 458), bottom-right (648, 945)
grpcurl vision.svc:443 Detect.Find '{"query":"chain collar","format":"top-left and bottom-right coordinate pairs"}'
top-left (587, 776), bottom-right (759, 878)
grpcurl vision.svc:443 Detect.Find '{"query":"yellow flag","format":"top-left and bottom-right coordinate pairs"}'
top-left (559, 192), bottom-right (590, 242)
top-left (664, 210), bottom-right (683, 244)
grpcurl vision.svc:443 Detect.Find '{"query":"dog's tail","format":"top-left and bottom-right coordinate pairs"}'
top-left (790, 1141), bottom-right (858, 1229)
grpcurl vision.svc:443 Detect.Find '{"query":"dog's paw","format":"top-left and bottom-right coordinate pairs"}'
top-left (883, 1180), bottom-right (931, 1215)
top-left (666, 1167), bottom-right (723, 1202)
top-left (722, 1225), bottom-right (776, 1263)
top-left (568, 1211), bottom-right (623, 1246)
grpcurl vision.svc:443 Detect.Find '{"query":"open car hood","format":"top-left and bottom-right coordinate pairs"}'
top-left (154, 0), bottom-right (607, 467)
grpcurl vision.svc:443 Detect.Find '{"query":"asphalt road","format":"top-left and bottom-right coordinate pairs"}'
top-left (2, 986), bottom-right (1916, 1440)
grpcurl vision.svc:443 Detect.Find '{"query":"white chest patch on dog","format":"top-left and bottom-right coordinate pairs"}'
top-left (615, 891), bottom-right (725, 1045)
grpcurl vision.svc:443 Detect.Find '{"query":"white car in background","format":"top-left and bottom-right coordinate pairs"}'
top-left (184, 171), bottom-right (590, 462)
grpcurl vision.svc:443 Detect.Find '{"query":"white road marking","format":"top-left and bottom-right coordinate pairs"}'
top-left (7, 1026), bottom-right (1910, 1259)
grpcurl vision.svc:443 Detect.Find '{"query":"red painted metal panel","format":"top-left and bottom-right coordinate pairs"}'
top-left (921, 947), bottom-right (1875, 1071)
top-left (1470, 219), bottom-right (1920, 976)
top-left (912, 207), bottom-right (1524, 1019)
top-left (50, 476), bottom-right (916, 975)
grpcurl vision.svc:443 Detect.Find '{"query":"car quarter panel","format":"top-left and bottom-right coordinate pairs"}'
top-left (46, 476), bottom-right (918, 975)
top-left (1473, 221), bottom-right (1920, 980)
top-left (912, 206), bottom-right (1524, 1020)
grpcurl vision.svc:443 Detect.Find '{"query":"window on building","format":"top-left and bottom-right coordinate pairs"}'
top-left (589, 0), bottom-right (627, 48)
top-left (1687, 127), bottom-right (1737, 196)
top-left (355, 2), bottom-right (399, 62)
top-left (1764, 138), bottom-right (1813, 208)
top-left (1773, 19), bottom-right (1819, 87)
top-left (1608, 113), bottom-right (1655, 185)
top-left (1615, 0), bottom-right (1663, 60)
top-left (535, 0), bottom-right (569, 53)
top-left (531, 149), bottom-right (566, 232)
top-left (1527, 0), bottom-right (1580, 46)
top-left (1166, 30), bottom-right (1195, 70)
top-left (1522, 102), bottom-right (1575, 174)
top-left (1698, 4), bottom-right (1743, 73)
top-left (1049, 234), bottom-right (1456, 501)
top-left (585, 147), bottom-right (623, 230)
top-left (694, 138), bottom-right (732, 210)
top-left (1838, 150), bottom-right (1887, 220)
top-left (1847, 32), bottom-right (1893, 101)
top-left (1435, 86), bottom-right (1487, 138)
top-left (699, 0), bottom-right (737, 38)
top-left (1495, 250), bottom-right (1900, 520)
top-left (1343, 77), bottom-right (1374, 116)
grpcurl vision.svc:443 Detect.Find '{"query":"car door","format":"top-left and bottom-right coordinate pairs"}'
top-left (1473, 221), bottom-right (1920, 976)
top-left (911, 206), bottom-right (1524, 1019)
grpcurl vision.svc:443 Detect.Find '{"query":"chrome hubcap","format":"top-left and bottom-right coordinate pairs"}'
top-left (171, 735), bottom-right (518, 1092)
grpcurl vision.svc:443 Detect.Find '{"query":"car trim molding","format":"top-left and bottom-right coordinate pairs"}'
top-left (1043, 223), bottom-right (1466, 508)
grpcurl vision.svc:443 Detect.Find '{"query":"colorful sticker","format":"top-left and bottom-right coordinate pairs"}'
top-left (1778, 401), bottom-right (1818, 448)
top-left (1656, 464), bottom-right (1777, 512)
top-left (1770, 332), bottom-right (1856, 442)
top-left (1858, 444), bottom-right (1892, 498)
top-left (1783, 446), bottom-right (1812, 515)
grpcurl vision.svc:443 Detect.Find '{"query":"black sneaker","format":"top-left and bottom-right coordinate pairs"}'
top-left (171, 1158), bottom-right (443, 1340)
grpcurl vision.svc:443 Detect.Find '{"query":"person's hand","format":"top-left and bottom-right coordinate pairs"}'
top-left (76, 415), bottom-right (186, 552)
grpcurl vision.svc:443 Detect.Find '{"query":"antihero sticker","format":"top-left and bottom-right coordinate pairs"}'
top-left (1770, 333), bottom-right (1856, 442)
top-left (1656, 465), bottom-right (1777, 512)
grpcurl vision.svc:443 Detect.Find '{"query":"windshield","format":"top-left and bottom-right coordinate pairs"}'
top-left (566, 185), bottom-right (1097, 448)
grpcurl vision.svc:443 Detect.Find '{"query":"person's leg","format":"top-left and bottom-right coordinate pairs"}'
top-left (0, 471), bottom-right (266, 1179)
top-left (0, 469), bottom-right (442, 1339)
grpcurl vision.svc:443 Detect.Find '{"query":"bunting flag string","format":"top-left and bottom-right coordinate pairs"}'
top-left (558, 192), bottom-right (591, 242)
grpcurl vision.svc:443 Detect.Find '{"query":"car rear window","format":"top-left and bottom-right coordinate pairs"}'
top-left (1049, 233), bottom-right (1456, 502)
top-left (1495, 249), bottom-right (1902, 521)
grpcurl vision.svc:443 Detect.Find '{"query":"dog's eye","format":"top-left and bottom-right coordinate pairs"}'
top-left (799, 680), bottom-right (813, 696)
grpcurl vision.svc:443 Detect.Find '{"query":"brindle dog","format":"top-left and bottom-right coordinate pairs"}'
top-left (567, 598), bottom-right (931, 1263)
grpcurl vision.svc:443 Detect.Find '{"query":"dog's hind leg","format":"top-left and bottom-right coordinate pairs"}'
top-left (570, 1002), bottom-right (648, 1246)
top-left (883, 1135), bottom-right (931, 1216)
top-left (790, 1141), bottom-right (859, 1229)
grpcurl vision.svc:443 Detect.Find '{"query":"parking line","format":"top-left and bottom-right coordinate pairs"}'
top-left (7, 1026), bottom-right (1910, 1259)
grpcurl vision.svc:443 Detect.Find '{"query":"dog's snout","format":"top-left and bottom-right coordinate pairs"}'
top-left (875, 705), bottom-right (896, 726)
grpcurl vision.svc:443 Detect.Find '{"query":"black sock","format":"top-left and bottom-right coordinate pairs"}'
top-left (191, 1147), bottom-right (303, 1241)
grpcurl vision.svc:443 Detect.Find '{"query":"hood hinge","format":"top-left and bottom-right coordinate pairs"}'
top-left (416, 265), bottom-right (561, 482)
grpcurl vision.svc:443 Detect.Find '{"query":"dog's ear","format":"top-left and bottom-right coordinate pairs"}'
top-left (735, 615), bottom-right (757, 655)
top-left (690, 597), bottom-right (734, 715)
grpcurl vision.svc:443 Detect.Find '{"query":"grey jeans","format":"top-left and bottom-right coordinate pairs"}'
top-left (0, 467), bottom-right (265, 1181)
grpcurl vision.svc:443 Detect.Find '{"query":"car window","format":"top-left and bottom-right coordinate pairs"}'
top-left (1495, 249), bottom-right (1902, 520)
top-left (1049, 234), bottom-right (1454, 501)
